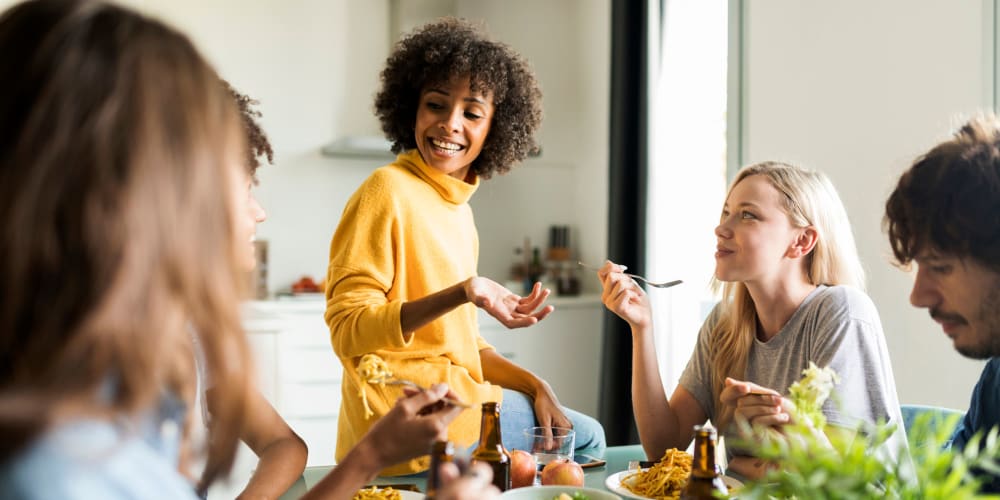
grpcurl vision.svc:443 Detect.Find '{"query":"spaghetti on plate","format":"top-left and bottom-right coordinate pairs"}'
top-left (352, 486), bottom-right (402, 500)
top-left (621, 448), bottom-right (692, 500)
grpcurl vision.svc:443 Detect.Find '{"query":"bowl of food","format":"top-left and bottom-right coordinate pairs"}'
top-left (499, 485), bottom-right (622, 500)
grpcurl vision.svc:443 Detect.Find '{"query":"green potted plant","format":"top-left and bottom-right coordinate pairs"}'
top-left (736, 364), bottom-right (1000, 500)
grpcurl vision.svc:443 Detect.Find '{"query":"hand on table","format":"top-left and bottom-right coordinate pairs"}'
top-left (435, 462), bottom-right (500, 500)
top-left (364, 383), bottom-right (466, 467)
top-left (465, 277), bottom-right (553, 328)
top-left (597, 260), bottom-right (651, 329)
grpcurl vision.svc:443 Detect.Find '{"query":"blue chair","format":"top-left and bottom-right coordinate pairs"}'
top-left (900, 403), bottom-right (965, 447)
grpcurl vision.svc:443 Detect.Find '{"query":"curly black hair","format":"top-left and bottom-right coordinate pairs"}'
top-left (885, 114), bottom-right (1000, 273)
top-left (374, 17), bottom-right (542, 179)
top-left (223, 80), bottom-right (274, 181)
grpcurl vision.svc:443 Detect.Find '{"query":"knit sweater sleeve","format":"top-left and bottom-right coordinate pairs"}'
top-left (325, 169), bottom-right (409, 358)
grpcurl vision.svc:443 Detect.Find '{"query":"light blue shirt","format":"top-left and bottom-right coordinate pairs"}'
top-left (0, 395), bottom-right (198, 499)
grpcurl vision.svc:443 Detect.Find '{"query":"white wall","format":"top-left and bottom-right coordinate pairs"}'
top-left (0, 0), bottom-right (611, 295)
top-left (458, 0), bottom-right (611, 291)
top-left (649, 0), bottom-right (730, 393)
top-left (114, 0), bottom-right (394, 294)
top-left (740, 0), bottom-right (992, 409)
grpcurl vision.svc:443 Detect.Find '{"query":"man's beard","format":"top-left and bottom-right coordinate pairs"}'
top-left (955, 283), bottom-right (1000, 359)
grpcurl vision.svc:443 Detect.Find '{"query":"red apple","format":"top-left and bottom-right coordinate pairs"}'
top-left (509, 449), bottom-right (537, 488)
top-left (540, 459), bottom-right (584, 487)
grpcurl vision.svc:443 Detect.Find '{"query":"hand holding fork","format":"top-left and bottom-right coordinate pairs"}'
top-left (586, 259), bottom-right (675, 330)
top-left (382, 379), bottom-right (472, 409)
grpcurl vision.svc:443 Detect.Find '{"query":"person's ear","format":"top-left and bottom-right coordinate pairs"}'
top-left (787, 226), bottom-right (819, 259)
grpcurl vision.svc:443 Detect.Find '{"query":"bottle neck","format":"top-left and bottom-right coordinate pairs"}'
top-left (426, 440), bottom-right (454, 498)
top-left (478, 407), bottom-right (504, 449)
top-left (691, 433), bottom-right (717, 478)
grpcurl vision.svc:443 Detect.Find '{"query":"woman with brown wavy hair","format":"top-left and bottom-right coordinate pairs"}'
top-left (0, 0), bottom-right (254, 497)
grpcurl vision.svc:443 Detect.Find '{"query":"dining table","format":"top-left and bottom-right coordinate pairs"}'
top-left (278, 444), bottom-right (648, 499)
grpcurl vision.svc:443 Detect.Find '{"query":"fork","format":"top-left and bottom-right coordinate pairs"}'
top-left (577, 261), bottom-right (683, 289)
top-left (383, 379), bottom-right (472, 409)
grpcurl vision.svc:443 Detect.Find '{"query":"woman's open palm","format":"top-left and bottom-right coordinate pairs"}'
top-left (466, 278), bottom-right (553, 328)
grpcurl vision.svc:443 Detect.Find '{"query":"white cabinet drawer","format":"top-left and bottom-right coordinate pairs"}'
top-left (281, 314), bottom-right (332, 349)
top-left (246, 332), bottom-right (278, 404)
top-left (280, 382), bottom-right (341, 418)
top-left (477, 299), bottom-right (604, 418)
top-left (279, 346), bottom-right (342, 383)
top-left (479, 328), bottom-right (532, 363)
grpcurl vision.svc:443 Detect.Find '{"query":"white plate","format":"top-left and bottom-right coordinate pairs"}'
top-left (604, 470), bottom-right (742, 499)
top-left (354, 487), bottom-right (423, 499)
top-left (500, 485), bottom-right (622, 499)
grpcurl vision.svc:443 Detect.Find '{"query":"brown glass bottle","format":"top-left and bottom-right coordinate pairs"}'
top-left (425, 440), bottom-right (454, 499)
top-left (471, 402), bottom-right (511, 491)
top-left (680, 425), bottom-right (728, 499)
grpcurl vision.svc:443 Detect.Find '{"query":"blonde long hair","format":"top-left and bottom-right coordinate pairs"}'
top-left (709, 162), bottom-right (864, 428)
top-left (0, 0), bottom-right (253, 487)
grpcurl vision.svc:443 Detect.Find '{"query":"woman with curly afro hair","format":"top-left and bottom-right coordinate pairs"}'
top-left (325, 18), bottom-right (605, 477)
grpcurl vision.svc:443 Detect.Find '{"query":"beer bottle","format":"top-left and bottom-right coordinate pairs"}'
top-left (680, 425), bottom-right (728, 499)
top-left (425, 440), bottom-right (454, 499)
top-left (471, 402), bottom-right (511, 491)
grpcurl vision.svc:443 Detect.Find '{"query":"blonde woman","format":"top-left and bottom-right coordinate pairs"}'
top-left (599, 162), bottom-right (904, 479)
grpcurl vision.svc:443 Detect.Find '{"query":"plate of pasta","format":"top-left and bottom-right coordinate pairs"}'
top-left (604, 449), bottom-right (741, 500)
top-left (351, 485), bottom-right (423, 500)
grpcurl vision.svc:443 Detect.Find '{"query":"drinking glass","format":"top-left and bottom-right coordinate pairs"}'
top-left (524, 426), bottom-right (575, 467)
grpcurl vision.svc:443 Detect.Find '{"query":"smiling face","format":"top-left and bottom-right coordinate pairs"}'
top-left (714, 175), bottom-right (809, 284)
top-left (910, 253), bottom-right (1000, 359)
top-left (413, 76), bottom-right (494, 180)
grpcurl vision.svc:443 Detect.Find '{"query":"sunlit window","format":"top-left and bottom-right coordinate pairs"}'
top-left (646, 1), bottom-right (729, 391)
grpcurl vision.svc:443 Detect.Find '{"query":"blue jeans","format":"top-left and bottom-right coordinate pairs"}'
top-left (465, 389), bottom-right (606, 454)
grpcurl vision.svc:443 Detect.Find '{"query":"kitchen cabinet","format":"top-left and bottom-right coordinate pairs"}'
top-left (209, 298), bottom-right (340, 499)
top-left (478, 294), bottom-right (604, 418)
top-left (243, 298), bottom-right (341, 469)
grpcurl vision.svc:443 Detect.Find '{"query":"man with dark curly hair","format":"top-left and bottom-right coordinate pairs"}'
top-left (885, 114), bottom-right (1000, 492)
top-left (325, 18), bottom-right (605, 478)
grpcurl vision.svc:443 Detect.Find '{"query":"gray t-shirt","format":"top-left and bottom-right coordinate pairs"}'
top-left (678, 285), bottom-right (906, 459)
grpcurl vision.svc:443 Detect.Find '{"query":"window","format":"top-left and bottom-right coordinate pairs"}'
top-left (646, 0), bottom-right (729, 390)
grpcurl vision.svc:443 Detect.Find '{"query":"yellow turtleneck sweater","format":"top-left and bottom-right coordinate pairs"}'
top-left (325, 150), bottom-right (503, 475)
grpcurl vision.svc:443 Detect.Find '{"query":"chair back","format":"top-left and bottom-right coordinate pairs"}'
top-left (900, 403), bottom-right (965, 447)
